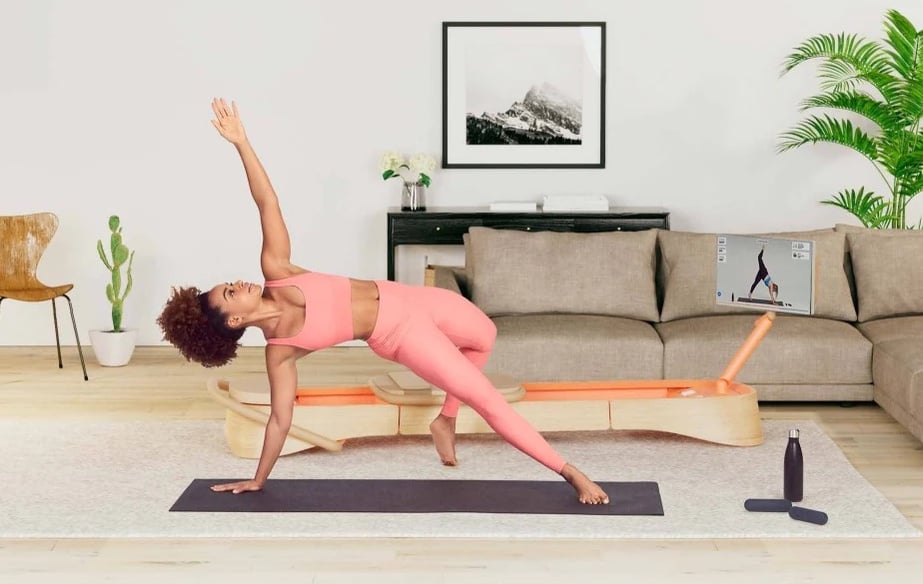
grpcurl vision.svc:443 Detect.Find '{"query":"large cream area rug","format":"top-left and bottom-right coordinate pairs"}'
top-left (0, 418), bottom-right (918, 539)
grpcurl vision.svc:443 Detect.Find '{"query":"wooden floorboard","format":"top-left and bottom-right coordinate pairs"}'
top-left (1, 346), bottom-right (922, 581)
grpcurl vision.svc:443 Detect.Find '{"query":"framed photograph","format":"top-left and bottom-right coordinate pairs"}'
top-left (442, 21), bottom-right (606, 169)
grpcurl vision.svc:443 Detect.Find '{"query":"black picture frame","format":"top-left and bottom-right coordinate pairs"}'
top-left (442, 21), bottom-right (606, 169)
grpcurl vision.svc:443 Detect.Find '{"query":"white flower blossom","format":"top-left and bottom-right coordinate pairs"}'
top-left (409, 153), bottom-right (436, 175)
top-left (378, 151), bottom-right (404, 173)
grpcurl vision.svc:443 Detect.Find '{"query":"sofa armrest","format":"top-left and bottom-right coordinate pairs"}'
top-left (433, 266), bottom-right (469, 298)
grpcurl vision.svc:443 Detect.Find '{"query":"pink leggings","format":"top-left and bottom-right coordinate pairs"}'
top-left (367, 280), bottom-right (567, 474)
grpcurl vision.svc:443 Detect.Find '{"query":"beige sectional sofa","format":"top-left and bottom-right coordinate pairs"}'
top-left (432, 224), bottom-right (923, 443)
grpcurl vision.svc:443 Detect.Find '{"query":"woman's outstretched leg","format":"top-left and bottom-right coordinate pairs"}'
top-left (749, 248), bottom-right (768, 299)
top-left (385, 318), bottom-right (609, 504)
top-left (748, 271), bottom-right (763, 297)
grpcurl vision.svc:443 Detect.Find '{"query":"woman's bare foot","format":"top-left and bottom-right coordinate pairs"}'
top-left (429, 414), bottom-right (458, 466)
top-left (560, 463), bottom-right (610, 505)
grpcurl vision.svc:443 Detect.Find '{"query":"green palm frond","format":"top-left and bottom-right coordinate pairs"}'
top-left (821, 188), bottom-right (894, 228)
top-left (781, 33), bottom-right (892, 75)
top-left (893, 150), bottom-right (923, 181)
top-left (799, 91), bottom-right (898, 129)
top-left (897, 167), bottom-right (923, 199)
top-left (882, 10), bottom-right (923, 121)
top-left (815, 59), bottom-right (864, 92)
top-left (816, 60), bottom-right (904, 104)
top-left (778, 114), bottom-right (878, 160)
top-left (893, 74), bottom-right (923, 122)
top-left (882, 9), bottom-right (922, 81)
top-left (876, 133), bottom-right (923, 177)
top-left (783, 33), bottom-right (901, 104)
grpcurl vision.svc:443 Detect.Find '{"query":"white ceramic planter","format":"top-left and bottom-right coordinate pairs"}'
top-left (89, 329), bottom-right (138, 367)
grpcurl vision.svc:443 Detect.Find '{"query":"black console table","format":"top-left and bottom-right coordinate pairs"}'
top-left (386, 206), bottom-right (670, 281)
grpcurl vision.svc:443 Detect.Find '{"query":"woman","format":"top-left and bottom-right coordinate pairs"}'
top-left (157, 98), bottom-right (609, 505)
top-left (748, 244), bottom-right (780, 304)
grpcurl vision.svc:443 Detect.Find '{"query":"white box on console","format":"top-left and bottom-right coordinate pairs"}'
top-left (541, 195), bottom-right (610, 211)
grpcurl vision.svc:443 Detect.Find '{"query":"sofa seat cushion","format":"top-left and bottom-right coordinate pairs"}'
top-left (750, 383), bottom-right (873, 402)
top-left (488, 314), bottom-right (663, 382)
top-left (872, 339), bottom-right (923, 414)
top-left (858, 316), bottom-right (923, 344)
top-left (467, 227), bottom-right (660, 321)
top-left (655, 315), bottom-right (871, 384)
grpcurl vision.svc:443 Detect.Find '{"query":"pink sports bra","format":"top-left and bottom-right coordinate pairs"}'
top-left (264, 271), bottom-right (354, 351)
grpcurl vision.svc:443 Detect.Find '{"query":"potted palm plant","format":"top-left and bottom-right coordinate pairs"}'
top-left (779, 9), bottom-right (923, 229)
top-left (89, 215), bottom-right (137, 366)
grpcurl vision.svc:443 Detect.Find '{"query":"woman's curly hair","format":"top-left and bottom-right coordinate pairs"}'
top-left (156, 286), bottom-right (245, 368)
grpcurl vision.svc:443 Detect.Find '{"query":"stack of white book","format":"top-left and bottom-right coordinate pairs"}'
top-left (488, 201), bottom-right (538, 212)
top-left (541, 195), bottom-right (610, 212)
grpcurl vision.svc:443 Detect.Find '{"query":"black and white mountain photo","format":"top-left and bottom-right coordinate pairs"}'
top-left (468, 82), bottom-right (582, 145)
top-left (464, 32), bottom-right (585, 146)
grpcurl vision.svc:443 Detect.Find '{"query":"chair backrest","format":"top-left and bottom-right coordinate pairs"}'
top-left (0, 212), bottom-right (59, 289)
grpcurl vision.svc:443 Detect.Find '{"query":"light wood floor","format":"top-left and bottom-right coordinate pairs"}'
top-left (2, 346), bottom-right (923, 583)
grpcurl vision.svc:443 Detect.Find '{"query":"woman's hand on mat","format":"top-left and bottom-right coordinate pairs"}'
top-left (210, 97), bottom-right (247, 145)
top-left (210, 479), bottom-right (264, 494)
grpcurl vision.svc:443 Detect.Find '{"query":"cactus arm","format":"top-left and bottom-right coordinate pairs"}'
top-left (122, 251), bottom-right (134, 300)
top-left (97, 240), bottom-right (113, 271)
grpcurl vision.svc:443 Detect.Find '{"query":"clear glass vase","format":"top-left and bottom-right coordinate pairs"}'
top-left (401, 181), bottom-right (426, 211)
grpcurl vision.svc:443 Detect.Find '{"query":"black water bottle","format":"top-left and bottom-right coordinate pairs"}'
top-left (784, 428), bottom-right (804, 502)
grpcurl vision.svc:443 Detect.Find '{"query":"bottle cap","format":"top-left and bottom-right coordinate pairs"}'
top-left (789, 429), bottom-right (799, 438)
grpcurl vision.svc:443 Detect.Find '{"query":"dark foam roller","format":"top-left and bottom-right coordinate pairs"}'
top-left (744, 498), bottom-right (793, 512)
top-left (789, 506), bottom-right (828, 525)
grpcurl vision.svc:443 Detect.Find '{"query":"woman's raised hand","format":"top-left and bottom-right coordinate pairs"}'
top-left (210, 97), bottom-right (247, 145)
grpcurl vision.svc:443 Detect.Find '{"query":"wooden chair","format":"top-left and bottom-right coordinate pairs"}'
top-left (0, 213), bottom-right (88, 380)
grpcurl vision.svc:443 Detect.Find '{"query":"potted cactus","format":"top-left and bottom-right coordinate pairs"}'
top-left (89, 215), bottom-right (137, 366)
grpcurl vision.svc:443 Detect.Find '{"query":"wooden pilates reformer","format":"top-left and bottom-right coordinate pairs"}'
top-left (207, 312), bottom-right (776, 459)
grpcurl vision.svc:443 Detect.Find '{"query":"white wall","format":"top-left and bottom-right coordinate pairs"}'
top-left (2, 0), bottom-right (922, 347)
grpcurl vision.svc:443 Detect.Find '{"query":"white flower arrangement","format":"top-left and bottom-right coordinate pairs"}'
top-left (379, 151), bottom-right (436, 187)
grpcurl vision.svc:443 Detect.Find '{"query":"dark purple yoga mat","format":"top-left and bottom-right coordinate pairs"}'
top-left (170, 479), bottom-right (663, 516)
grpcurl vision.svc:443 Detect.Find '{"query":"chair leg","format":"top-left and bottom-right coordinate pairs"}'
top-left (62, 294), bottom-right (89, 381)
top-left (51, 298), bottom-right (64, 368)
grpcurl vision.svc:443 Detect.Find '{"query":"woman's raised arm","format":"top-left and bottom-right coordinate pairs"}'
top-left (210, 98), bottom-right (296, 280)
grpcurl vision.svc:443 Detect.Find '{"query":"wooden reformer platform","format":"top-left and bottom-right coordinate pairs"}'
top-left (208, 312), bottom-right (776, 458)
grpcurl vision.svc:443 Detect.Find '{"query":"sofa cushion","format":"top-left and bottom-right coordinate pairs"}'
top-left (843, 229), bottom-right (923, 321)
top-left (872, 339), bottom-right (923, 415)
top-left (858, 315), bottom-right (923, 344)
top-left (467, 227), bottom-right (660, 321)
top-left (488, 314), bottom-right (663, 381)
top-left (657, 229), bottom-right (856, 322)
top-left (655, 315), bottom-right (871, 384)
top-left (657, 230), bottom-right (752, 322)
top-left (834, 223), bottom-right (922, 307)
